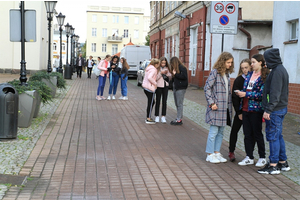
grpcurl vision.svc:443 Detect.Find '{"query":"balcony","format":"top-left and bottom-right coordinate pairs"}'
top-left (107, 36), bottom-right (123, 43)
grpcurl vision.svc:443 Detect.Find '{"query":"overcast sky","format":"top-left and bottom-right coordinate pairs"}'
top-left (55, 0), bottom-right (150, 43)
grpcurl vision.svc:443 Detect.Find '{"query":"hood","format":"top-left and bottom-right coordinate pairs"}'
top-left (145, 64), bottom-right (155, 72)
top-left (263, 48), bottom-right (282, 69)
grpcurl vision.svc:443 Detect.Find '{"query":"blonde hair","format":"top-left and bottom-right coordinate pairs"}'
top-left (147, 58), bottom-right (160, 68)
top-left (238, 58), bottom-right (251, 77)
top-left (213, 52), bottom-right (234, 75)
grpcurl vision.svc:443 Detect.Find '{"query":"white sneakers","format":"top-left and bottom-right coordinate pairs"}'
top-left (206, 153), bottom-right (227, 164)
top-left (154, 116), bottom-right (167, 123)
top-left (107, 96), bottom-right (111, 100)
top-left (112, 96), bottom-right (116, 100)
top-left (119, 96), bottom-right (124, 100)
top-left (107, 95), bottom-right (116, 100)
top-left (255, 158), bottom-right (267, 167)
top-left (238, 156), bottom-right (267, 167)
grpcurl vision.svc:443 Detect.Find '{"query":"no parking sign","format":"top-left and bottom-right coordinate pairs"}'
top-left (210, 1), bottom-right (239, 34)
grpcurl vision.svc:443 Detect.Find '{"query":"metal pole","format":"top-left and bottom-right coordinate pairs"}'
top-left (221, 34), bottom-right (224, 52)
top-left (19, 1), bottom-right (27, 86)
top-left (47, 13), bottom-right (52, 73)
top-left (70, 35), bottom-right (74, 73)
top-left (66, 34), bottom-right (69, 65)
top-left (58, 26), bottom-right (63, 73)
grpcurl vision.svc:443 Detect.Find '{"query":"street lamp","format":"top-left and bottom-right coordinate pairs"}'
top-left (44, 1), bottom-right (57, 73)
top-left (65, 23), bottom-right (71, 65)
top-left (69, 26), bottom-right (75, 72)
top-left (56, 12), bottom-right (65, 74)
top-left (74, 35), bottom-right (79, 61)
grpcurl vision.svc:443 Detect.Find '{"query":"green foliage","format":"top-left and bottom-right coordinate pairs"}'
top-left (29, 71), bottom-right (51, 81)
top-left (7, 80), bottom-right (35, 95)
top-left (145, 35), bottom-right (150, 46)
top-left (82, 41), bottom-right (86, 58)
top-left (50, 72), bottom-right (66, 89)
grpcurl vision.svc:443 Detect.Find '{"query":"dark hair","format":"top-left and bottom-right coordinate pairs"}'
top-left (105, 55), bottom-right (111, 59)
top-left (98, 57), bottom-right (101, 60)
top-left (159, 56), bottom-right (170, 72)
top-left (238, 58), bottom-right (251, 77)
top-left (111, 55), bottom-right (119, 63)
top-left (121, 57), bottom-right (130, 70)
top-left (170, 56), bottom-right (186, 74)
top-left (252, 54), bottom-right (270, 82)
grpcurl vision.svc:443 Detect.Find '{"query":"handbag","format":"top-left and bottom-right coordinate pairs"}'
top-left (93, 66), bottom-right (101, 76)
top-left (162, 74), bottom-right (169, 83)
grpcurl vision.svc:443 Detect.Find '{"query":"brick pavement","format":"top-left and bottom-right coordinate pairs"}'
top-left (1, 73), bottom-right (300, 199)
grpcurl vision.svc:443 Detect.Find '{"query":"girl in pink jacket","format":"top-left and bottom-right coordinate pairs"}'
top-left (142, 58), bottom-right (160, 124)
top-left (96, 55), bottom-right (111, 100)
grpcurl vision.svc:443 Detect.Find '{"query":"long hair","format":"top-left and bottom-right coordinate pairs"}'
top-left (170, 56), bottom-right (186, 74)
top-left (105, 54), bottom-right (111, 59)
top-left (237, 58), bottom-right (251, 77)
top-left (213, 52), bottom-right (234, 75)
top-left (147, 58), bottom-right (160, 69)
top-left (111, 55), bottom-right (119, 63)
top-left (121, 57), bottom-right (130, 70)
top-left (252, 54), bottom-right (270, 82)
top-left (159, 56), bottom-right (170, 71)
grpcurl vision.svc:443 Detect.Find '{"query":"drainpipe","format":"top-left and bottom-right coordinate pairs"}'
top-left (238, 24), bottom-right (251, 49)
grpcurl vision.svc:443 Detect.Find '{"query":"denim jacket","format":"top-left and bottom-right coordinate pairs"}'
top-left (240, 71), bottom-right (264, 112)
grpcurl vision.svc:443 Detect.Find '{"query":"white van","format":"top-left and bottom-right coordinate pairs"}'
top-left (120, 45), bottom-right (151, 76)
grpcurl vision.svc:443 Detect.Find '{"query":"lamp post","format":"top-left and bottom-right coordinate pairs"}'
top-left (64, 23), bottom-right (71, 65)
top-left (74, 35), bottom-right (79, 63)
top-left (56, 12), bottom-right (65, 74)
top-left (70, 27), bottom-right (75, 72)
top-left (44, 1), bottom-right (57, 73)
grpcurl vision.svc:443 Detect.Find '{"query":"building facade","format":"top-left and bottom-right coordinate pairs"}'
top-left (86, 6), bottom-right (149, 59)
top-left (0, 1), bottom-right (49, 73)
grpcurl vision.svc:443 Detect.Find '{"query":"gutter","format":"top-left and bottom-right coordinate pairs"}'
top-left (238, 24), bottom-right (251, 49)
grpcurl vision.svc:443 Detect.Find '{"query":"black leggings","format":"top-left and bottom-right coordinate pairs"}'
top-left (229, 113), bottom-right (243, 153)
top-left (144, 89), bottom-right (155, 118)
top-left (155, 86), bottom-right (168, 116)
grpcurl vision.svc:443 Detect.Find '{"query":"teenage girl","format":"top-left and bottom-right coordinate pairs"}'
top-left (96, 55), bottom-right (111, 100)
top-left (119, 57), bottom-right (130, 100)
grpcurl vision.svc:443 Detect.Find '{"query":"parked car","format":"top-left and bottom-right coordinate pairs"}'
top-left (137, 60), bottom-right (150, 86)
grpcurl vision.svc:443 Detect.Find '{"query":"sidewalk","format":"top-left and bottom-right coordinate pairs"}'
top-left (0, 73), bottom-right (300, 199)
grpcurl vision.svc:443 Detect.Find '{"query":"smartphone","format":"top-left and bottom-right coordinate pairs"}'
top-left (234, 90), bottom-right (240, 93)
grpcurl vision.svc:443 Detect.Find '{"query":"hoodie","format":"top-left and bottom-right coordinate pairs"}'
top-left (142, 65), bottom-right (158, 92)
top-left (262, 48), bottom-right (289, 113)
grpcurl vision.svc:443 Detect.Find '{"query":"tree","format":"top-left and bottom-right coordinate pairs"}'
top-left (145, 35), bottom-right (150, 46)
top-left (81, 41), bottom-right (87, 58)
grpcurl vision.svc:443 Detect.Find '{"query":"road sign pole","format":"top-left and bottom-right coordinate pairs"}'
top-left (221, 34), bottom-right (224, 52)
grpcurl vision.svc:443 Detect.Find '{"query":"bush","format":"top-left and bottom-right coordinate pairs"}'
top-left (50, 72), bottom-right (66, 89)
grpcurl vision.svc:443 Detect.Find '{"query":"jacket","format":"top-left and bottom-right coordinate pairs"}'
top-left (156, 67), bottom-right (172, 88)
top-left (204, 69), bottom-right (232, 127)
top-left (240, 71), bottom-right (264, 113)
top-left (97, 60), bottom-right (108, 77)
top-left (263, 48), bottom-right (289, 113)
top-left (76, 57), bottom-right (85, 67)
top-left (173, 64), bottom-right (188, 90)
top-left (107, 61), bottom-right (121, 74)
top-left (142, 65), bottom-right (158, 92)
top-left (232, 75), bottom-right (245, 115)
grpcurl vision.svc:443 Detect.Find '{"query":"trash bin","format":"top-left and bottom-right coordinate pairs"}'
top-left (0, 83), bottom-right (18, 139)
top-left (64, 64), bottom-right (72, 79)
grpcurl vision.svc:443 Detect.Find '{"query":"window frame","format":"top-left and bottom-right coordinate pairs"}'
top-left (102, 28), bottom-right (107, 37)
top-left (92, 28), bottom-right (97, 37)
top-left (91, 43), bottom-right (96, 52)
top-left (102, 44), bottom-right (107, 52)
top-left (124, 16), bottom-right (129, 24)
top-left (103, 15), bottom-right (107, 23)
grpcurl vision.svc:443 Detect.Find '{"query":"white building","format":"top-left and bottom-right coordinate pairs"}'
top-left (0, 1), bottom-right (50, 73)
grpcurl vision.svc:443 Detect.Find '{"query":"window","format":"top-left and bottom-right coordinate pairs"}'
top-left (102, 28), bottom-right (107, 37)
top-left (103, 15), bottom-right (107, 23)
top-left (92, 14), bottom-right (97, 22)
top-left (113, 15), bottom-right (119, 23)
top-left (124, 16), bottom-right (129, 24)
top-left (53, 43), bottom-right (57, 50)
top-left (134, 30), bottom-right (139, 39)
top-left (102, 44), bottom-right (106, 52)
top-left (91, 43), bottom-right (96, 52)
top-left (135, 16), bottom-right (139, 24)
top-left (289, 20), bottom-right (299, 40)
top-left (124, 29), bottom-right (128, 38)
top-left (112, 44), bottom-right (118, 55)
top-left (112, 29), bottom-right (119, 36)
top-left (92, 28), bottom-right (97, 37)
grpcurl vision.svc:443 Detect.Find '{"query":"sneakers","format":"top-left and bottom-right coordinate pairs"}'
top-left (155, 116), bottom-right (160, 123)
top-left (119, 96), bottom-right (124, 100)
top-left (238, 156), bottom-right (254, 166)
top-left (123, 96), bottom-right (128, 101)
top-left (145, 118), bottom-right (156, 124)
top-left (107, 96), bottom-right (111, 100)
top-left (255, 158), bottom-right (267, 167)
top-left (277, 161), bottom-right (290, 171)
top-left (257, 163), bottom-right (280, 174)
top-left (170, 119), bottom-right (183, 125)
top-left (96, 96), bottom-right (101, 101)
top-left (215, 153), bottom-right (227, 163)
top-left (206, 153), bottom-right (220, 164)
top-left (228, 152), bottom-right (236, 162)
top-left (112, 96), bottom-right (116, 100)
top-left (161, 116), bottom-right (166, 123)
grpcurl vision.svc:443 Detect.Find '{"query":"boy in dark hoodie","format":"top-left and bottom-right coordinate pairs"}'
top-left (257, 48), bottom-right (290, 175)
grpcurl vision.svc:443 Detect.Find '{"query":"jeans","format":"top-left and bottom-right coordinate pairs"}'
top-left (97, 75), bottom-right (106, 96)
top-left (242, 111), bottom-right (265, 159)
top-left (144, 89), bottom-right (155, 118)
top-left (229, 113), bottom-right (243, 153)
top-left (173, 88), bottom-right (186, 120)
top-left (206, 125), bottom-right (225, 154)
top-left (120, 74), bottom-right (128, 97)
top-left (108, 72), bottom-right (120, 95)
top-left (155, 86), bottom-right (168, 116)
top-left (265, 107), bottom-right (288, 163)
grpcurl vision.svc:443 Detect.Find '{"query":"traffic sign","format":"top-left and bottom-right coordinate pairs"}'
top-left (210, 1), bottom-right (239, 34)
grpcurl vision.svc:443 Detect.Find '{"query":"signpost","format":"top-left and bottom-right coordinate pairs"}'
top-left (210, 1), bottom-right (239, 51)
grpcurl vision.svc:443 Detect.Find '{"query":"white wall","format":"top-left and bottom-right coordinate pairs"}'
top-left (272, 1), bottom-right (300, 84)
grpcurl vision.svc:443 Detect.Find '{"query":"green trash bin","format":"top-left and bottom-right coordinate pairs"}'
top-left (0, 83), bottom-right (18, 139)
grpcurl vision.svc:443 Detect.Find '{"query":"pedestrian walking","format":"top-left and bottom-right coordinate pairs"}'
top-left (228, 59), bottom-right (251, 162)
top-left (142, 58), bottom-right (160, 124)
top-left (154, 57), bottom-right (172, 123)
top-left (169, 56), bottom-right (188, 125)
top-left (96, 55), bottom-right (111, 101)
top-left (76, 54), bottom-right (85, 78)
top-left (86, 55), bottom-right (95, 79)
top-left (53, 55), bottom-right (59, 72)
top-left (258, 48), bottom-right (290, 175)
top-left (204, 52), bottom-right (234, 164)
top-left (236, 54), bottom-right (269, 167)
top-left (119, 57), bottom-right (130, 100)
top-left (107, 55), bottom-right (121, 100)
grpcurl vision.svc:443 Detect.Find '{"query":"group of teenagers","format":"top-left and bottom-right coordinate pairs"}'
top-left (95, 55), bottom-right (130, 101)
top-left (204, 48), bottom-right (290, 175)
